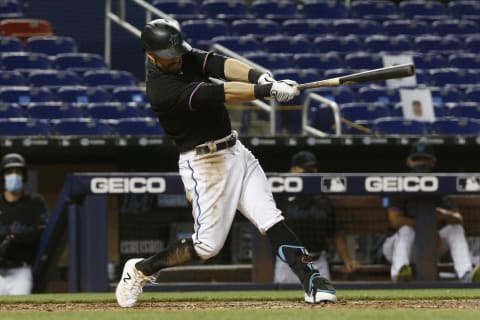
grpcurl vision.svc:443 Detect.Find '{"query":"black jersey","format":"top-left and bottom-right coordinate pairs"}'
top-left (0, 192), bottom-right (48, 267)
top-left (146, 49), bottom-right (232, 152)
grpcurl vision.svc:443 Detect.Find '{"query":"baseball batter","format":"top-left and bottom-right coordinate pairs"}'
top-left (115, 19), bottom-right (337, 307)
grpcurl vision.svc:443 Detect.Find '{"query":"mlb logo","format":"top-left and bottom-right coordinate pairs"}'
top-left (321, 177), bottom-right (347, 192)
top-left (457, 176), bottom-right (480, 192)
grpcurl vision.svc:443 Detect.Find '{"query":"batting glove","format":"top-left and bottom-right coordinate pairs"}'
top-left (270, 80), bottom-right (300, 102)
top-left (257, 72), bottom-right (275, 85)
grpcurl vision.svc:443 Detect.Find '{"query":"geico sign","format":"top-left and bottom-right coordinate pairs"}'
top-left (268, 176), bottom-right (303, 193)
top-left (365, 176), bottom-right (438, 192)
top-left (90, 177), bottom-right (166, 194)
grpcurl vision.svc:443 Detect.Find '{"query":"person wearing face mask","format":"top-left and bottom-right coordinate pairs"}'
top-left (273, 151), bottom-right (360, 284)
top-left (381, 143), bottom-right (480, 283)
top-left (0, 153), bottom-right (48, 295)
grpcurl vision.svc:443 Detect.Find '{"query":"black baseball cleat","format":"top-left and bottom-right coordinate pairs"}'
top-left (303, 272), bottom-right (337, 304)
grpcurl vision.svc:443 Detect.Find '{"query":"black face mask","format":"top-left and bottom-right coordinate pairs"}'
top-left (411, 164), bottom-right (434, 173)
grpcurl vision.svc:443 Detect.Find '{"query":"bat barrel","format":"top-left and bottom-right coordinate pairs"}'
top-left (339, 63), bottom-right (415, 85)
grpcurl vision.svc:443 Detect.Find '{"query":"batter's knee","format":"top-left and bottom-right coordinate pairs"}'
top-left (192, 241), bottom-right (222, 260)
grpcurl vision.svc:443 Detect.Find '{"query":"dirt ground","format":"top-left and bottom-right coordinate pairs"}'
top-left (1, 299), bottom-right (479, 312)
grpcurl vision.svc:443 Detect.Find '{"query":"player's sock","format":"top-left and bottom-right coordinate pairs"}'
top-left (135, 238), bottom-right (200, 276)
top-left (266, 221), bottom-right (317, 285)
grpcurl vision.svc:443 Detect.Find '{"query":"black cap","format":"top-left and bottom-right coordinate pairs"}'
top-left (408, 142), bottom-right (436, 161)
top-left (141, 19), bottom-right (192, 59)
top-left (291, 151), bottom-right (318, 167)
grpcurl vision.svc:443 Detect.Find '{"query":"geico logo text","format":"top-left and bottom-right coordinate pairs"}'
top-left (90, 177), bottom-right (166, 193)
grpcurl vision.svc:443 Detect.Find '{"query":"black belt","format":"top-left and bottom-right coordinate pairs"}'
top-left (195, 136), bottom-right (236, 155)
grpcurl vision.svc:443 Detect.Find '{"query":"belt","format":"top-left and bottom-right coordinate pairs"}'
top-left (195, 136), bottom-right (236, 155)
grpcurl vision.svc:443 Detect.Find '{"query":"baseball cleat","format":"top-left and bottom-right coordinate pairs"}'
top-left (304, 272), bottom-right (337, 304)
top-left (115, 258), bottom-right (155, 308)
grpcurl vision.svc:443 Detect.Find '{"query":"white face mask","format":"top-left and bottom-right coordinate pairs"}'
top-left (4, 173), bottom-right (23, 192)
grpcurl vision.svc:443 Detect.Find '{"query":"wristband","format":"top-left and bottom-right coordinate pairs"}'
top-left (254, 83), bottom-right (273, 99)
top-left (248, 69), bottom-right (264, 84)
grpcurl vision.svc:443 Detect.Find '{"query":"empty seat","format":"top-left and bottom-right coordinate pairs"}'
top-left (52, 118), bottom-right (113, 136)
top-left (27, 102), bottom-right (84, 120)
top-left (231, 19), bottom-right (281, 37)
top-left (430, 86), bottom-right (466, 104)
top-left (307, 103), bottom-right (336, 134)
top-left (313, 35), bottom-right (363, 54)
top-left (263, 35), bottom-right (312, 54)
top-left (53, 53), bottom-right (107, 74)
top-left (372, 117), bottom-right (428, 134)
top-left (114, 118), bottom-right (164, 135)
top-left (0, 102), bottom-right (24, 118)
top-left (271, 68), bottom-right (319, 85)
top-left (399, 0), bottom-right (448, 20)
top-left (364, 35), bottom-right (413, 53)
top-left (180, 19), bottom-right (228, 47)
top-left (340, 102), bottom-right (391, 122)
top-left (25, 36), bottom-right (77, 55)
top-left (83, 70), bottom-right (137, 90)
top-left (243, 52), bottom-right (290, 69)
top-left (432, 19), bottom-right (479, 36)
top-left (282, 19), bottom-right (331, 37)
top-left (448, 0), bottom-right (480, 20)
top-left (251, 0), bottom-right (300, 20)
top-left (306, 87), bottom-right (358, 104)
top-left (448, 102), bottom-right (480, 119)
top-left (465, 86), bottom-right (480, 102)
top-left (413, 54), bottom-right (447, 69)
top-left (1, 52), bottom-right (51, 71)
top-left (344, 52), bottom-right (383, 69)
top-left (112, 86), bottom-right (148, 105)
top-left (382, 19), bottom-right (432, 36)
top-left (448, 53), bottom-right (480, 69)
top-left (0, 70), bottom-right (26, 86)
top-left (0, 118), bottom-right (51, 136)
top-left (333, 19), bottom-right (382, 36)
top-left (0, 0), bottom-right (23, 18)
top-left (358, 86), bottom-right (400, 104)
top-left (202, 0), bottom-right (251, 20)
top-left (0, 86), bottom-right (56, 105)
top-left (350, 0), bottom-right (399, 20)
top-left (300, 0), bottom-right (348, 19)
top-left (432, 117), bottom-right (480, 135)
top-left (87, 103), bottom-right (144, 120)
top-left (211, 35), bottom-right (262, 53)
top-left (465, 35), bottom-right (480, 53)
top-left (56, 86), bottom-right (111, 104)
top-left (429, 68), bottom-right (478, 87)
top-left (414, 35), bottom-right (464, 54)
top-left (152, 0), bottom-right (202, 20)
top-left (0, 36), bottom-right (22, 52)
top-left (292, 52), bottom-right (344, 71)
top-left (28, 70), bottom-right (82, 90)
top-left (0, 19), bottom-right (53, 43)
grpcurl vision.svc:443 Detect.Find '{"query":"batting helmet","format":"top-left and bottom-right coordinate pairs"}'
top-left (141, 19), bottom-right (192, 59)
top-left (1, 153), bottom-right (27, 183)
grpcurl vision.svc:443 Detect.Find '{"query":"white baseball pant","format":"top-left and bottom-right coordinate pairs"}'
top-left (0, 265), bottom-right (33, 295)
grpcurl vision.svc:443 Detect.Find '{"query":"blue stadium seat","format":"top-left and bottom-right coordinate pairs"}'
top-left (465, 86), bottom-right (480, 102)
top-left (112, 86), bottom-right (148, 105)
top-left (448, 0), bottom-right (480, 20)
top-left (0, 118), bottom-right (52, 136)
top-left (114, 118), bottom-right (164, 135)
top-left (87, 103), bottom-right (144, 120)
top-left (300, 0), bottom-right (348, 19)
top-left (25, 36), bottom-right (77, 55)
top-left (358, 86), bottom-right (400, 105)
top-left (53, 53), bottom-right (108, 74)
top-left (0, 0), bottom-right (23, 18)
top-left (413, 69), bottom-right (431, 86)
top-left (56, 86), bottom-right (111, 104)
top-left (243, 52), bottom-right (290, 70)
top-left (364, 35), bottom-right (413, 53)
top-left (340, 102), bottom-right (391, 122)
top-left (465, 35), bottom-right (480, 53)
top-left (152, 0), bottom-right (203, 20)
top-left (282, 19), bottom-right (331, 38)
top-left (432, 117), bottom-right (480, 135)
top-left (432, 19), bottom-right (479, 37)
top-left (382, 19), bottom-right (432, 36)
top-left (27, 102), bottom-right (84, 120)
top-left (27, 70), bottom-right (82, 90)
top-left (430, 86), bottom-right (466, 105)
top-left (180, 19), bottom-right (228, 48)
top-left (271, 68), bottom-right (319, 85)
top-left (52, 118), bottom-right (113, 136)
top-left (333, 19), bottom-right (382, 36)
top-left (414, 35), bottom-right (464, 54)
top-left (448, 102), bottom-right (480, 119)
top-left (83, 70), bottom-right (137, 90)
top-left (413, 54), bottom-right (447, 69)
top-left (211, 35), bottom-right (262, 53)
top-left (448, 53), bottom-right (480, 69)
top-left (307, 103), bottom-right (336, 134)
top-left (344, 52), bottom-right (383, 69)
top-left (231, 19), bottom-right (281, 37)
top-left (292, 53), bottom-right (344, 72)
top-left (0, 86), bottom-right (56, 105)
top-left (306, 87), bottom-right (358, 104)
top-left (0, 70), bottom-right (26, 86)
top-left (202, 0), bottom-right (252, 20)
top-left (263, 35), bottom-right (312, 54)
top-left (429, 68), bottom-right (478, 87)
top-left (0, 102), bottom-right (24, 118)
top-left (372, 117), bottom-right (428, 135)
top-left (0, 36), bottom-right (22, 52)
top-left (313, 35), bottom-right (363, 54)
top-left (251, 0), bottom-right (300, 20)
top-left (350, 0), bottom-right (399, 20)
top-left (399, 0), bottom-right (448, 20)
top-left (1, 52), bottom-right (51, 71)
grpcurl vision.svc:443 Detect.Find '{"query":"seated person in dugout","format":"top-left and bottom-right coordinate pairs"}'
top-left (273, 151), bottom-right (360, 283)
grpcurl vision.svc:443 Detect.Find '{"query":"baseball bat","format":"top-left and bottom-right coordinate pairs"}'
top-left (297, 63), bottom-right (416, 91)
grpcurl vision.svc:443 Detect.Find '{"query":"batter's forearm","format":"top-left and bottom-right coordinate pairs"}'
top-left (223, 82), bottom-right (272, 102)
top-left (224, 58), bottom-right (255, 82)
